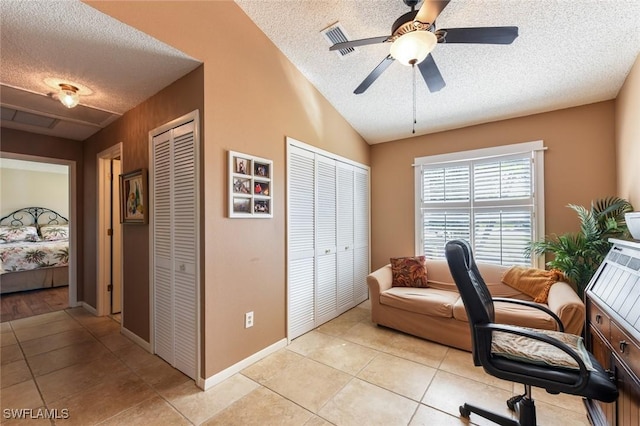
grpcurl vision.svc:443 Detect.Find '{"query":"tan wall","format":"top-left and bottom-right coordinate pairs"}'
top-left (0, 129), bottom-right (84, 298)
top-left (370, 101), bottom-right (617, 270)
top-left (0, 167), bottom-right (69, 217)
top-left (86, 1), bottom-right (369, 377)
top-left (82, 66), bottom-right (204, 341)
top-left (616, 53), bottom-right (640, 209)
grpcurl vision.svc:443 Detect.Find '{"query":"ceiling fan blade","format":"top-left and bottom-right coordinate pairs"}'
top-left (414, 0), bottom-right (451, 26)
top-left (437, 26), bottom-right (519, 44)
top-left (418, 54), bottom-right (445, 92)
top-left (329, 35), bottom-right (390, 51)
top-left (354, 55), bottom-right (395, 94)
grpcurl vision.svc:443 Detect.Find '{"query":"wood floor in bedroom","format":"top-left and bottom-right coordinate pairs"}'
top-left (0, 286), bottom-right (68, 322)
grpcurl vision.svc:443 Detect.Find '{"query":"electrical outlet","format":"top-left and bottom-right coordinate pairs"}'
top-left (245, 311), bottom-right (254, 328)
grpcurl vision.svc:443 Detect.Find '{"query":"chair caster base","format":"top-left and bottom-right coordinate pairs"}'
top-left (460, 405), bottom-right (471, 418)
top-left (507, 394), bottom-right (524, 411)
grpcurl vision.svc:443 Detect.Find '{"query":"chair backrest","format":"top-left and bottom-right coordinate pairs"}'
top-left (445, 240), bottom-right (496, 365)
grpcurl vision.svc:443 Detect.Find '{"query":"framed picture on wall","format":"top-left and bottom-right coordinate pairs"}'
top-left (228, 151), bottom-right (273, 218)
top-left (120, 168), bottom-right (148, 224)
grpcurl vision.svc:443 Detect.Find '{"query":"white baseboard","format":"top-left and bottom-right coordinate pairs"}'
top-left (79, 302), bottom-right (98, 316)
top-left (198, 338), bottom-right (288, 390)
top-left (121, 326), bottom-right (151, 352)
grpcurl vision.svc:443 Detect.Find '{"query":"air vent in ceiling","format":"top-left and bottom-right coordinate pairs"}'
top-left (321, 23), bottom-right (355, 57)
top-left (1, 106), bottom-right (59, 129)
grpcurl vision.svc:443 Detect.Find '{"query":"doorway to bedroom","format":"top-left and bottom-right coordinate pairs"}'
top-left (0, 157), bottom-right (75, 322)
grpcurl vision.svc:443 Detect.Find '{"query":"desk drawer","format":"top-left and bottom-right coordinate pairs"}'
top-left (611, 322), bottom-right (640, 380)
top-left (589, 300), bottom-right (610, 340)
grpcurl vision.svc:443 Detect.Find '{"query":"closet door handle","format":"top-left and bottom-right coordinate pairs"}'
top-left (595, 314), bottom-right (602, 324)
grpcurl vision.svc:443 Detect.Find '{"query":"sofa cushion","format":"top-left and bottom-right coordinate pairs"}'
top-left (390, 256), bottom-right (428, 288)
top-left (380, 287), bottom-right (458, 318)
top-left (453, 298), bottom-right (560, 330)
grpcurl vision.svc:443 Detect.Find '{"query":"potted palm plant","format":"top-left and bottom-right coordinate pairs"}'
top-left (526, 196), bottom-right (634, 298)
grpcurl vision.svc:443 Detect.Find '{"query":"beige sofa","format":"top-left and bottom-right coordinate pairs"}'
top-left (367, 259), bottom-right (585, 351)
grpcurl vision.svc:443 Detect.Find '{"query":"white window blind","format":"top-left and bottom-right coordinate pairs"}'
top-left (416, 142), bottom-right (544, 266)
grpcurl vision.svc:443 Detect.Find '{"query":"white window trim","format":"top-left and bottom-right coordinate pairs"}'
top-left (414, 141), bottom-right (545, 268)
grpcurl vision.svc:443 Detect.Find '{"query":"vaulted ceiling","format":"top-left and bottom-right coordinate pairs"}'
top-left (236, 0), bottom-right (640, 143)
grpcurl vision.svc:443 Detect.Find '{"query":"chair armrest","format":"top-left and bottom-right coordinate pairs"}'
top-left (492, 297), bottom-right (564, 332)
top-left (478, 323), bottom-right (590, 389)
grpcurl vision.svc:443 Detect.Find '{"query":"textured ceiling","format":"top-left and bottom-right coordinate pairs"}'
top-left (0, 0), bottom-right (201, 141)
top-left (1, 1), bottom-right (638, 144)
top-left (235, 0), bottom-right (640, 144)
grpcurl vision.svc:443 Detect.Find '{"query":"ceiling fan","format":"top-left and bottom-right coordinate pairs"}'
top-left (330, 0), bottom-right (519, 95)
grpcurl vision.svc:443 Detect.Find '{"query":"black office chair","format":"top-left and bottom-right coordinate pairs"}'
top-left (444, 240), bottom-right (617, 426)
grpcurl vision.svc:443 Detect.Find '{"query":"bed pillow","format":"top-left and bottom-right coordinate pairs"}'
top-left (0, 225), bottom-right (39, 243)
top-left (40, 225), bottom-right (69, 241)
top-left (390, 256), bottom-right (428, 288)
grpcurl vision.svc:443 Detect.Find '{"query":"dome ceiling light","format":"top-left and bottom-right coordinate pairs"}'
top-left (57, 83), bottom-right (80, 108)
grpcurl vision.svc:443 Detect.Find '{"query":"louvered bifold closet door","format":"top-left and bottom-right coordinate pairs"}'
top-left (315, 154), bottom-right (337, 325)
top-left (287, 146), bottom-right (316, 339)
top-left (336, 162), bottom-right (354, 314)
top-left (152, 131), bottom-right (173, 365)
top-left (170, 122), bottom-right (197, 379)
top-left (353, 166), bottom-right (370, 303)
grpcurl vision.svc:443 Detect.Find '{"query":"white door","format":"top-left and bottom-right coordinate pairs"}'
top-left (353, 166), bottom-right (370, 303)
top-left (111, 159), bottom-right (122, 314)
top-left (152, 119), bottom-right (199, 380)
top-left (286, 139), bottom-right (370, 340)
top-left (287, 145), bottom-right (316, 339)
top-left (336, 162), bottom-right (354, 314)
top-left (152, 130), bottom-right (174, 366)
top-left (171, 122), bottom-right (197, 377)
top-left (315, 154), bottom-right (337, 325)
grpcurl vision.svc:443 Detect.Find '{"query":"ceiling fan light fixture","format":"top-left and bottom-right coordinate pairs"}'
top-left (390, 30), bottom-right (437, 66)
top-left (58, 83), bottom-right (80, 108)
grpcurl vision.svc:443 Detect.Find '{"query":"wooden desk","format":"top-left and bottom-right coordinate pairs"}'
top-left (585, 238), bottom-right (640, 425)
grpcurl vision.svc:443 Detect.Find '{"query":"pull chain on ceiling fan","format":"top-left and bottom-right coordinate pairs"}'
top-left (412, 64), bottom-right (417, 134)
top-left (329, 0), bottom-right (519, 132)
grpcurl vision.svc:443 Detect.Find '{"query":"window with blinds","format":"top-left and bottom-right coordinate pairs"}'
top-left (415, 142), bottom-right (544, 266)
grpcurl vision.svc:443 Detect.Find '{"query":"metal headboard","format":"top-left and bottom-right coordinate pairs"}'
top-left (0, 207), bottom-right (69, 228)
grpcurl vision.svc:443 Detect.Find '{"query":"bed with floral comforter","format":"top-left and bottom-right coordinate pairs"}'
top-left (0, 239), bottom-right (69, 273)
top-left (0, 207), bottom-right (70, 294)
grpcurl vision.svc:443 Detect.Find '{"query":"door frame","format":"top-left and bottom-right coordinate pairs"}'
top-left (0, 152), bottom-right (78, 307)
top-left (97, 143), bottom-right (123, 317)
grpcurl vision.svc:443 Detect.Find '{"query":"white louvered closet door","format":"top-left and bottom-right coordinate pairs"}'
top-left (353, 166), bottom-right (370, 303)
top-left (287, 139), bottom-right (370, 340)
top-left (152, 131), bottom-right (173, 364)
top-left (170, 122), bottom-right (197, 378)
top-left (315, 154), bottom-right (337, 325)
top-left (152, 119), bottom-right (198, 380)
top-left (287, 146), bottom-right (316, 339)
top-left (336, 162), bottom-right (354, 314)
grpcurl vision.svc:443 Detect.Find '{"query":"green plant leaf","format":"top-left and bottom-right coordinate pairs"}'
top-left (527, 196), bottom-right (634, 298)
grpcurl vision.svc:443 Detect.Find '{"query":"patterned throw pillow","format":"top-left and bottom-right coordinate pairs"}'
top-left (390, 256), bottom-right (428, 288)
top-left (40, 225), bottom-right (69, 241)
top-left (0, 226), bottom-right (39, 243)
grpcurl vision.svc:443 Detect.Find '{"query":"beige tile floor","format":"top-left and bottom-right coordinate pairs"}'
top-left (0, 303), bottom-right (590, 425)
